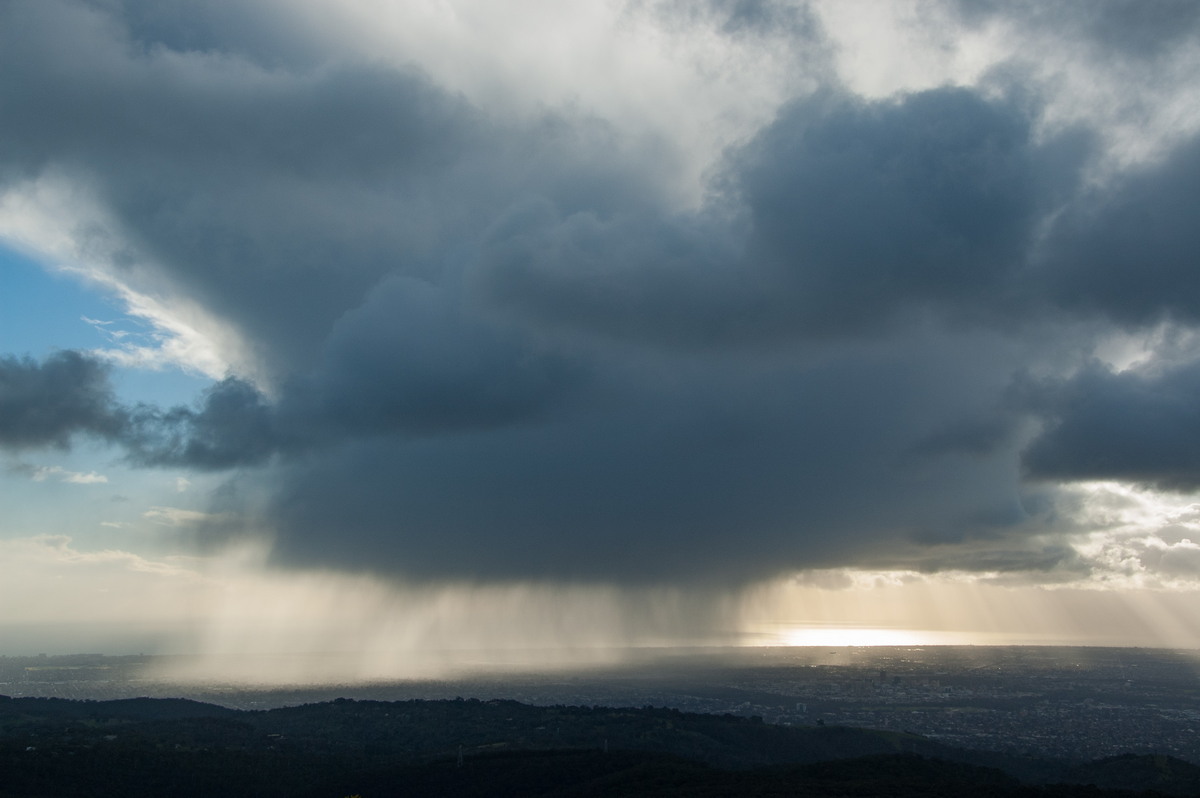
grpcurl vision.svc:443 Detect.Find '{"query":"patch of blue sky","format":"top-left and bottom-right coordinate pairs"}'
top-left (1, 243), bottom-right (212, 408)
top-left (0, 438), bottom-right (221, 552)
top-left (2, 244), bottom-right (224, 550)
top-left (0, 462), bottom-right (120, 541)
top-left (0, 244), bottom-right (119, 355)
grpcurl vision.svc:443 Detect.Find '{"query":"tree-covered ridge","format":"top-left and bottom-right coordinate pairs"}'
top-left (2, 695), bottom-right (1199, 797)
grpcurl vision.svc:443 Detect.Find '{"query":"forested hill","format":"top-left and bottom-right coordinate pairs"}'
top-left (3, 694), bottom-right (1199, 797)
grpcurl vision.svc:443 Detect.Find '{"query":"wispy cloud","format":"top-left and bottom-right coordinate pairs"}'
top-left (45, 466), bottom-right (107, 484)
top-left (25, 464), bottom-right (108, 484)
top-left (143, 506), bottom-right (226, 527)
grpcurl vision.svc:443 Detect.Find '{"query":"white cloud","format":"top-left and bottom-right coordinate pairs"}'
top-left (63, 470), bottom-right (107, 484)
top-left (0, 171), bottom-right (255, 383)
top-left (31, 465), bottom-right (108, 484)
top-left (0, 535), bottom-right (207, 628)
top-left (812, 0), bottom-right (1003, 99)
top-left (264, 0), bottom-right (826, 207)
top-left (742, 566), bottom-right (1200, 649)
top-left (142, 506), bottom-right (226, 526)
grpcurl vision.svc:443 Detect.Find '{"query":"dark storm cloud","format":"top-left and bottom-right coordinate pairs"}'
top-left (266, 334), bottom-right (1039, 583)
top-left (283, 277), bottom-right (583, 438)
top-left (953, 0), bottom-right (1200, 61)
top-left (869, 541), bottom-right (1088, 579)
top-left (640, 0), bottom-right (821, 39)
top-left (903, 417), bottom-right (1015, 461)
top-left (99, 0), bottom-right (330, 70)
top-left (1020, 360), bottom-right (1200, 491)
top-left (1073, 0), bottom-right (1200, 58)
top-left (1012, 130), bottom-right (1200, 493)
top-left (477, 199), bottom-right (756, 348)
top-left (731, 88), bottom-right (1057, 332)
top-left (1039, 135), bottom-right (1200, 328)
top-left (0, 351), bottom-right (280, 470)
top-left (1, 0), bottom-right (665, 379)
top-left (124, 377), bottom-right (280, 469)
top-left (1, 0), bottom-right (486, 376)
top-left (0, 351), bottom-right (124, 449)
top-left (480, 87), bottom-right (1080, 347)
top-left (5, 0), bottom-right (1200, 584)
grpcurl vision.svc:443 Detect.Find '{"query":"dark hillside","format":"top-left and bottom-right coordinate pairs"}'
top-left (1062, 753), bottom-right (1200, 795)
top-left (1, 695), bottom-right (1195, 797)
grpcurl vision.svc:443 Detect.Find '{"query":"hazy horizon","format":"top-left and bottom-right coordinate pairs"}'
top-left (3, 0), bottom-right (1200, 671)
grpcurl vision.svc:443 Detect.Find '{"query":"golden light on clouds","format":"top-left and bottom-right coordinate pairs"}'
top-left (2, 531), bottom-right (1199, 684)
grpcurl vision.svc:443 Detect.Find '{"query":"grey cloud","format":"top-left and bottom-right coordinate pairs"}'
top-left (1039, 135), bottom-right (1200, 328)
top-left (477, 199), bottom-right (759, 348)
top-left (1054, 528), bottom-right (1200, 586)
top-left (0, 351), bottom-right (281, 471)
top-left (265, 333), bottom-right (1039, 583)
top-left (732, 88), bottom-right (1058, 332)
top-left (284, 277), bottom-right (583, 438)
top-left (478, 78), bottom-right (1198, 354)
top-left (2, 0), bottom-right (667, 380)
top-left (1, 1), bottom-right (475, 181)
top-left (1020, 360), bottom-right (1200, 490)
top-left (902, 417), bottom-right (1015, 461)
top-left (124, 377), bottom-right (280, 470)
top-left (99, 0), bottom-right (330, 70)
top-left (5, 0), bottom-right (1200, 587)
top-left (879, 542), bottom-right (1088, 579)
top-left (0, 338), bottom-right (577, 473)
top-left (0, 351), bottom-right (124, 449)
top-left (1006, 130), bottom-right (1200, 494)
top-left (715, 0), bottom-right (818, 36)
top-left (1, 0), bottom-right (486, 376)
top-left (953, 0), bottom-right (1200, 62)
top-left (1152, 542), bottom-right (1200, 580)
top-left (640, 0), bottom-right (822, 39)
top-left (1077, 0), bottom-right (1200, 58)
top-left (480, 87), bottom-right (1082, 347)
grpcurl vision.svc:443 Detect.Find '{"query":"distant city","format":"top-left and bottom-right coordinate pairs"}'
top-left (4, 646), bottom-right (1199, 764)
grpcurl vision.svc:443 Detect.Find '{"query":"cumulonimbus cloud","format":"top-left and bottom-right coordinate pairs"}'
top-left (4, 0), bottom-right (1200, 588)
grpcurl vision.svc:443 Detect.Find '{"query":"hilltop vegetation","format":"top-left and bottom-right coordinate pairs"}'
top-left (2, 695), bottom-right (1199, 797)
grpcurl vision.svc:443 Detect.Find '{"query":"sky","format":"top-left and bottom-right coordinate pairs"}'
top-left (3, 0), bottom-right (1200, 674)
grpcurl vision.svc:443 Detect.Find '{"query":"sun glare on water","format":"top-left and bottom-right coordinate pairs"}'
top-left (760, 625), bottom-right (987, 647)
top-left (781, 627), bottom-right (923, 647)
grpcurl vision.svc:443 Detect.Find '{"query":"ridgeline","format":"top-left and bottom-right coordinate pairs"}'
top-left (2, 694), bottom-right (1198, 797)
